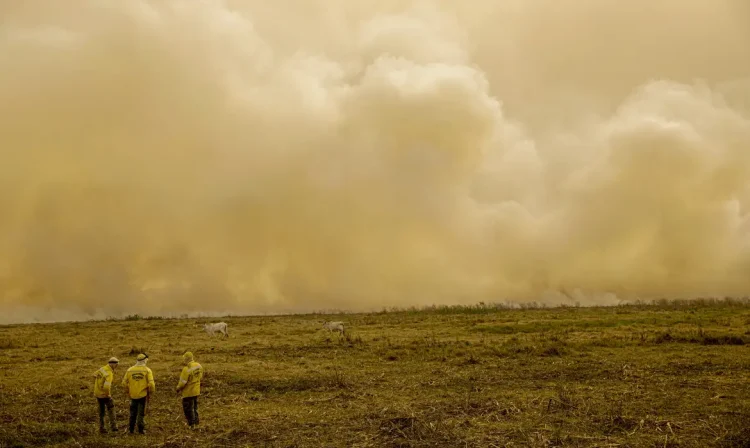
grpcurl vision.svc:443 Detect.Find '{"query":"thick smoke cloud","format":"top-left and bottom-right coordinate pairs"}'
top-left (1, 0), bottom-right (749, 323)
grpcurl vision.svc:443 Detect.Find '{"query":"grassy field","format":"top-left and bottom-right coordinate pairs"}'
top-left (0, 299), bottom-right (748, 448)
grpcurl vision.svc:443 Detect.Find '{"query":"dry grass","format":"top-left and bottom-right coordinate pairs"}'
top-left (0, 299), bottom-right (748, 447)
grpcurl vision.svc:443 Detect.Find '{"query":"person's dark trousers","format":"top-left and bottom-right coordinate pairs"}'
top-left (182, 396), bottom-right (199, 427)
top-left (96, 397), bottom-right (117, 432)
top-left (128, 397), bottom-right (147, 434)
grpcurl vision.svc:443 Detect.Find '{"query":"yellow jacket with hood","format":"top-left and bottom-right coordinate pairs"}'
top-left (121, 355), bottom-right (156, 399)
top-left (176, 352), bottom-right (203, 398)
top-left (93, 364), bottom-right (115, 398)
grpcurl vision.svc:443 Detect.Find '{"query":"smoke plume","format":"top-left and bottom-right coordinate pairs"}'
top-left (1, 0), bottom-right (749, 323)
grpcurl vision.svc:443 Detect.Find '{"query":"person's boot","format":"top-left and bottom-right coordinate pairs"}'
top-left (99, 427), bottom-right (107, 434)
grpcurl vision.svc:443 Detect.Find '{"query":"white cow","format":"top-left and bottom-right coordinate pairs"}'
top-left (322, 321), bottom-right (345, 336)
top-left (203, 322), bottom-right (229, 338)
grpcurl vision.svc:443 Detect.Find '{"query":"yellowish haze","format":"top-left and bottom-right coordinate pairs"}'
top-left (1, 0), bottom-right (749, 323)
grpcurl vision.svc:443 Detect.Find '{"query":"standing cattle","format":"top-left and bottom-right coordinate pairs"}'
top-left (203, 322), bottom-right (229, 338)
top-left (322, 321), bottom-right (345, 336)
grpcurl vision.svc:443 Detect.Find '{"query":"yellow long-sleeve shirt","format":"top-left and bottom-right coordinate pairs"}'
top-left (121, 364), bottom-right (155, 399)
top-left (93, 364), bottom-right (115, 398)
top-left (176, 361), bottom-right (203, 398)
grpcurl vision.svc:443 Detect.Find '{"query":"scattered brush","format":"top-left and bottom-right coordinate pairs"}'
top-left (652, 331), bottom-right (746, 345)
top-left (0, 338), bottom-right (18, 350)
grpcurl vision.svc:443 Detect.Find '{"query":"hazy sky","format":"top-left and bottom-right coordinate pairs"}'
top-left (1, 0), bottom-right (749, 323)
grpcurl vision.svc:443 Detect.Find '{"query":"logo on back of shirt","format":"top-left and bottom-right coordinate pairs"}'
top-left (132, 373), bottom-right (145, 381)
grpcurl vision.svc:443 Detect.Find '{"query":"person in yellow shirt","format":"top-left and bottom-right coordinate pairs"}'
top-left (93, 357), bottom-right (120, 433)
top-left (175, 351), bottom-right (203, 429)
top-left (121, 353), bottom-right (155, 434)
